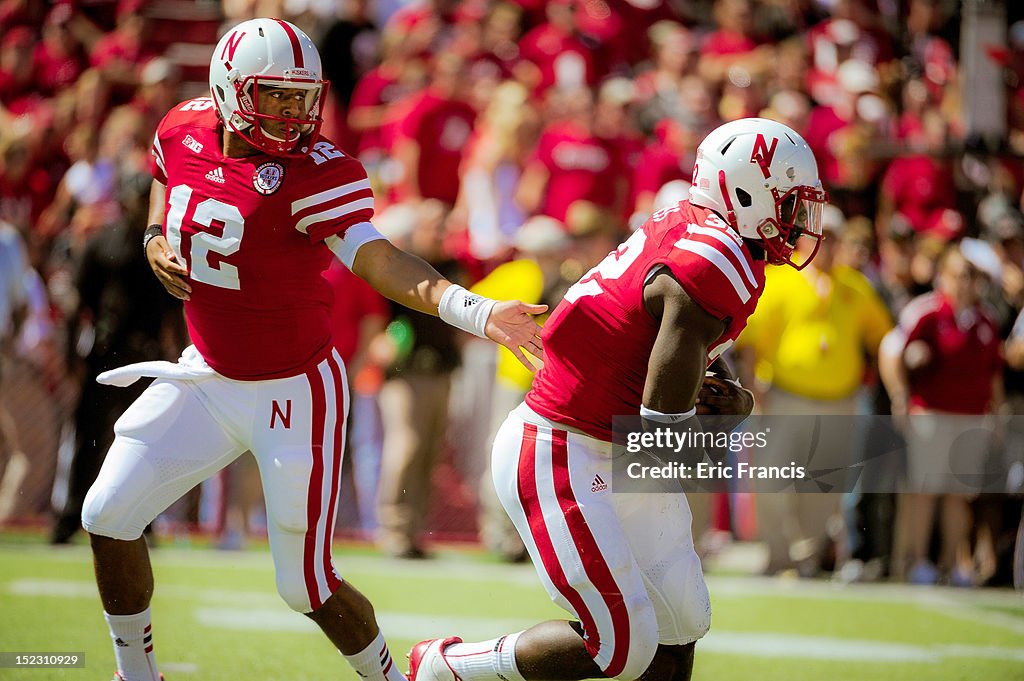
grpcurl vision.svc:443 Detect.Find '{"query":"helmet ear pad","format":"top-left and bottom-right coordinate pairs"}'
top-left (688, 117), bottom-right (829, 269)
top-left (209, 18), bottom-right (329, 157)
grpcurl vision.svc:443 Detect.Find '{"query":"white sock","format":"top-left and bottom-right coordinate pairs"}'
top-left (344, 631), bottom-right (407, 681)
top-left (104, 609), bottom-right (159, 681)
top-left (444, 633), bottom-right (525, 681)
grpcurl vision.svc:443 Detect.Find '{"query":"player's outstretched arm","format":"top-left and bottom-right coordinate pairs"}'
top-left (350, 238), bottom-right (547, 370)
top-left (143, 180), bottom-right (191, 301)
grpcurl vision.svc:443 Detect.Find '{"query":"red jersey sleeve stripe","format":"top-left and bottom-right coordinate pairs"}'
top-left (291, 178), bottom-right (372, 214)
top-left (674, 239), bottom-right (753, 304)
top-left (686, 225), bottom-right (759, 290)
top-left (295, 196), bottom-right (374, 235)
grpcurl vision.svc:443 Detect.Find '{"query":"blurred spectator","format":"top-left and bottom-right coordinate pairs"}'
top-left (518, 0), bottom-right (594, 94)
top-left (0, 125), bottom-right (53, 233)
top-left (34, 4), bottom-right (86, 99)
top-left (471, 215), bottom-right (570, 561)
top-left (878, 109), bottom-right (957, 239)
top-left (633, 21), bottom-right (698, 125)
top-left (882, 245), bottom-right (1003, 585)
top-left (0, 26), bottom-right (36, 114)
top-left (394, 51), bottom-right (476, 204)
top-left (375, 200), bottom-right (463, 558)
top-left (516, 87), bottom-right (625, 222)
top-left (51, 172), bottom-right (185, 544)
top-left (89, 0), bottom-right (159, 91)
top-left (0, 219), bottom-right (29, 524)
top-left (630, 118), bottom-right (694, 221)
top-left (698, 0), bottom-right (774, 86)
top-left (458, 80), bottom-right (540, 260)
top-left (736, 208), bottom-right (893, 575)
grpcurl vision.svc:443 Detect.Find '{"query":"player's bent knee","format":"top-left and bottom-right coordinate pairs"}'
top-left (275, 573), bottom-right (314, 614)
top-left (81, 483), bottom-right (146, 541)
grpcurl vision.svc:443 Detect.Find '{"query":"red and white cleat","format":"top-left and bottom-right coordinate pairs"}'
top-left (408, 637), bottom-right (463, 681)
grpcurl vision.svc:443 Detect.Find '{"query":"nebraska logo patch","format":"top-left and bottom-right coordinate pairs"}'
top-left (252, 161), bottom-right (285, 195)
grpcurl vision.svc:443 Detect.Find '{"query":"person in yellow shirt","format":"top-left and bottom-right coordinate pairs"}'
top-left (735, 206), bottom-right (893, 575)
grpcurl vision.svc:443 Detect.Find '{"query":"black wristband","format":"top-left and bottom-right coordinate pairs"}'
top-left (143, 224), bottom-right (163, 252)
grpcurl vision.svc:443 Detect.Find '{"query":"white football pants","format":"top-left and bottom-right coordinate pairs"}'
top-left (83, 346), bottom-right (349, 613)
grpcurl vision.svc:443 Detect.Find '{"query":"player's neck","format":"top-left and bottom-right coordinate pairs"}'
top-left (222, 129), bottom-right (263, 159)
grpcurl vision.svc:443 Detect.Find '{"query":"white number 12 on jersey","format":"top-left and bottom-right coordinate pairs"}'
top-left (165, 184), bottom-right (245, 290)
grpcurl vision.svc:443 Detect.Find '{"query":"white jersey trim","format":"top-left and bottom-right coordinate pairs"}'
top-left (674, 240), bottom-right (752, 304)
top-left (295, 197), bottom-right (375, 235)
top-left (686, 225), bottom-right (758, 290)
top-left (324, 222), bottom-right (388, 269)
top-left (291, 179), bottom-right (372, 215)
top-left (152, 133), bottom-right (167, 175)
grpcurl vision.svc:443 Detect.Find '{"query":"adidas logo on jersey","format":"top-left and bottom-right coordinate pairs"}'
top-left (205, 167), bottom-right (225, 184)
top-left (591, 474), bottom-right (608, 493)
top-left (182, 134), bottom-right (203, 154)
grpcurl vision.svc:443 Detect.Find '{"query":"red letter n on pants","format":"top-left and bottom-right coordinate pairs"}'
top-left (271, 399), bottom-right (292, 429)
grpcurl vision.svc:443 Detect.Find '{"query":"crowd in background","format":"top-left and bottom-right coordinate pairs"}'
top-left (2, 0), bottom-right (1024, 586)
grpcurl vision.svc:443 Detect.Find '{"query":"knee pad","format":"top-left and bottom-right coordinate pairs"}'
top-left (275, 569), bottom-right (315, 614)
top-left (654, 550), bottom-right (711, 643)
top-left (80, 437), bottom-right (156, 541)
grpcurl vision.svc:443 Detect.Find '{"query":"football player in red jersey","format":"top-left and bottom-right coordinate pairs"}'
top-left (80, 19), bottom-right (545, 681)
top-left (409, 118), bottom-right (828, 681)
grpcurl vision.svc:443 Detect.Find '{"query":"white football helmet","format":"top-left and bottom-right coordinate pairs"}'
top-left (689, 118), bottom-right (828, 269)
top-left (209, 18), bottom-right (328, 156)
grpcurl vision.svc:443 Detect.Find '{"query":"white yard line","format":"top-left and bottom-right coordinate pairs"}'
top-left (8, 576), bottom-right (1024, 663)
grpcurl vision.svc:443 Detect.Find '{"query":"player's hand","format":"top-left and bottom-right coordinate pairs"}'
top-left (146, 235), bottom-right (192, 301)
top-left (696, 375), bottom-right (754, 417)
top-left (485, 300), bottom-right (548, 372)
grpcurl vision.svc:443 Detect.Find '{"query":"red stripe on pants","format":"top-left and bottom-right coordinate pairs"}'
top-left (304, 364), bottom-right (328, 609)
top-left (322, 353), bottom-right (345, 594)
top-left (550, 430), bottom-right (631, 678)
top-left (516, 423), bottom-right (602, 659)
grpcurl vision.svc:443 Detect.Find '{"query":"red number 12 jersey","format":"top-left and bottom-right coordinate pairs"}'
top-left (151, 97), bottom-right (375, 380)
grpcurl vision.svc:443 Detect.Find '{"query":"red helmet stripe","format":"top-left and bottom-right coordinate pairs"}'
top-left (275, 19), bottom-right (305, 68)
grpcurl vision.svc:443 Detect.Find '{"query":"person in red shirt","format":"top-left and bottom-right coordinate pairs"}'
top-left (697, 0), bottom-right (773, 85)
top-left (516, 87), bottom-right (625, 222)
top-left (878, 109), bottom-right (956, 238)
top-left (79, 19), bottom-right (545, 681)
top-left (33, 4), bottom-right (85, 97)
top-left (518, 0), bottom-right (595, 94)
top-left (394, 51), bottom-right (476, 205)
top-left (882, 245), bottom-right (1003, 586)
top-left (409, 119), bottom-right (829, 681)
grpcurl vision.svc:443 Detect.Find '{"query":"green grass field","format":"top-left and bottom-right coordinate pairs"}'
top-left (1, 536), bottom-right (1023, 681)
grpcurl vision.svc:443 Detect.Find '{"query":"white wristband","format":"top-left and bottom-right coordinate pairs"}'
top-left (438, 284), bottom-right (497, 339)
top-left (640, 405), bottom-right (696, 423)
